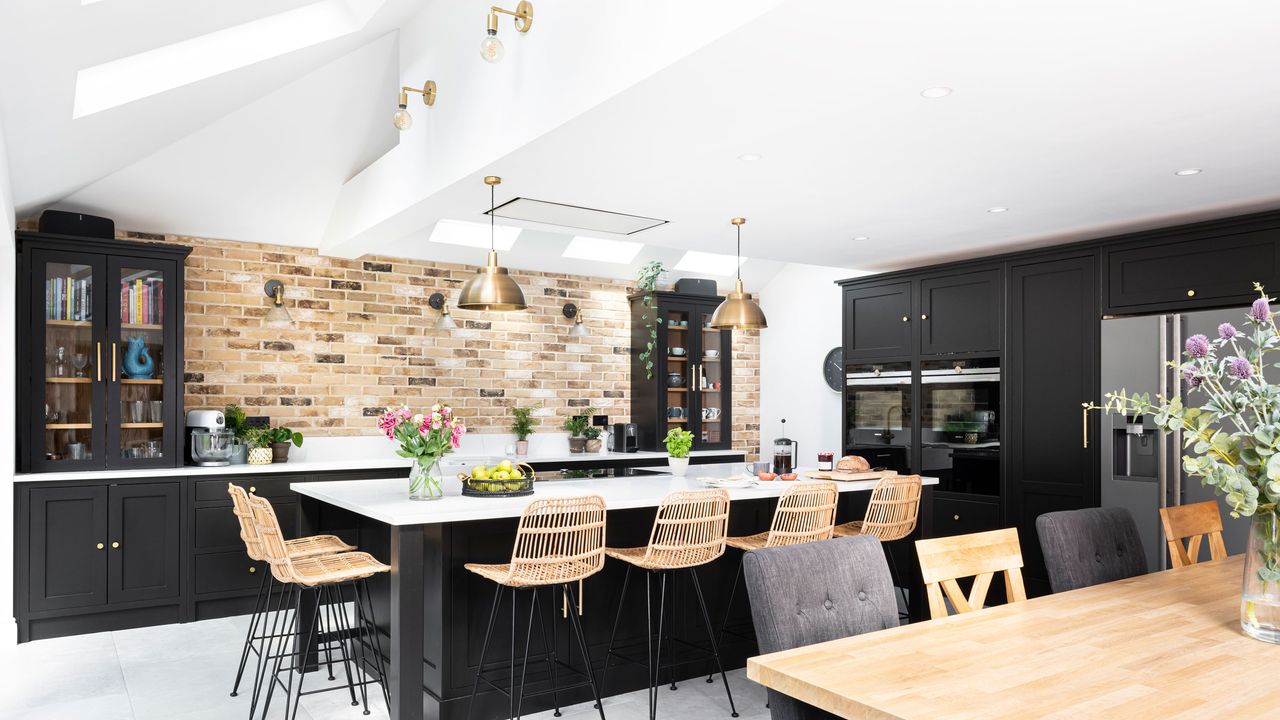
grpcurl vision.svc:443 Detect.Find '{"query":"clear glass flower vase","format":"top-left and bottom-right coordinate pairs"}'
top-left (409, 459), bottom-right (444, 501)
top-left (1241, 509), bottom-right (1280, 643)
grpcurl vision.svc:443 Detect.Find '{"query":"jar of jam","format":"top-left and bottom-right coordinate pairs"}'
top-left (817, 452), bottom-right (834, 472)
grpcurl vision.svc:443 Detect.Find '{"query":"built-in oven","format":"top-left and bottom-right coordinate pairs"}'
top-left (844, 362), bottom-right (914, 474)
top-left (920, 358), bottom-right (1000, 495)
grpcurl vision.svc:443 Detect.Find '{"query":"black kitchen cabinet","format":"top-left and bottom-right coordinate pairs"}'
top-left (108, 482), bottom-right (182, 604)
top-left (17, 232), bottom-right (191, 473)
top-left (918, 268), bottom-right (1001, 354)
top-left (1105, 226), bottom-right (1280, 315)
top-left (28, 485), bottom-right (110, 612)
top-left (843, 281), bottom-right (914, 358)
top-left (1005, 252), bottom-right (1100, 596)
top-left (629, 291), bottom-right (734, 452)
top-left (931, 495), bottom-right (1002, 538)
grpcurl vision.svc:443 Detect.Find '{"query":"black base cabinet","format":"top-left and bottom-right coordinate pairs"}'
top-left (14, 467), bottom-right (405, 643)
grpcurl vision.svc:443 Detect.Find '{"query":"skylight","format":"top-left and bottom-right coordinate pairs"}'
top-left (562, 236), bottom-right (644, 264)
top-left (428, 219), bottom-right (521, 251)
top-left (72, 0), bottom-right (384, 118)
top-left (674, 251), bottom-right (746, 276)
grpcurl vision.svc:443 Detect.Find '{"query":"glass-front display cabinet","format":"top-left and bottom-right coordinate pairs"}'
top-left (629, 291), bottom-right (734, 452)
top-left (19, 233), bottom-right (190, 472)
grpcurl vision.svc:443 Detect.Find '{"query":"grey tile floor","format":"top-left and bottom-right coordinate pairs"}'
top-left (0, 614), bottom-right (771, 720)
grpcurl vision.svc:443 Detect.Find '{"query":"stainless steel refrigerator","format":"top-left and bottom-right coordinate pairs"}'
top-left (1100, 308), bottom-right (1255, 571)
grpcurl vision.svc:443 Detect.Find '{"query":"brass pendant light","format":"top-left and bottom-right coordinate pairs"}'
top-left (709, 217), bottom-right (768, 330)
top-left (456, 176), bottom-right (528, 311)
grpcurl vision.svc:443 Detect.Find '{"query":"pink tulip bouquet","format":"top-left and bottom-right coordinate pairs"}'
top-left (378, 404), bottom-right (466, 500)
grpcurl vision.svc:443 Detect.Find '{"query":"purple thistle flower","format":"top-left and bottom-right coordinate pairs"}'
top-left (1182, 368), bottom-right (1203, 389)
top-left (1218, 322), bottom-right (1238, 340)
top-left (1228, 357), bottom-right (1254, 380)
top-left (1184, 334), bottom-right (1210, 358)
top-left (1250, 297), bottom-right (1272, 322)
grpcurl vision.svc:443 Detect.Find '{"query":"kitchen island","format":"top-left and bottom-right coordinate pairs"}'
top-left (290, 465), bottom-right (938, 720)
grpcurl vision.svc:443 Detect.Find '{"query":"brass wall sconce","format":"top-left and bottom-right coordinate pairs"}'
top-left (481, 1), bottom-right (533, 63)
top-left (428, 292), bottom-right (457, 330)
top-left (263, 279), bottom-right (293, 327)
top-left (393, 80), bottom-right (437, 131)
top-left (563, 302), bottom-right (588, 337)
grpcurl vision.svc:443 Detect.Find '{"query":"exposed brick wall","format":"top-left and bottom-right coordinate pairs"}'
top-left (129, 233), bottom-right (761, 455)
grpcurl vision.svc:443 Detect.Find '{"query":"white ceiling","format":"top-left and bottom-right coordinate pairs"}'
top-left (3, 0), bottom-right (1279, 280)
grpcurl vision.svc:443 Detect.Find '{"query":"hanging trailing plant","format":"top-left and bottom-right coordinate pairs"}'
top-left (636, 261), bottom-right (665, 379)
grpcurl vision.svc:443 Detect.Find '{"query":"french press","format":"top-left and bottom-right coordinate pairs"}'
top-left (772, 418), bottom-right (798, 475)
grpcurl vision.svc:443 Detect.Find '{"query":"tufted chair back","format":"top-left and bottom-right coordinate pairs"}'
top-left (1036, 507), bottom-right (1147, 593)
top-left (743, 536), bottom-right (898, 720)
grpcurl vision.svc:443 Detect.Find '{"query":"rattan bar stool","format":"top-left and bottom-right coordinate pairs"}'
top-left (832, 475), bottom-right (922, 618)
top-left (598, 489), bottom-right (738, 720)
top-left (712, 482), bottom-right (838, 661)
top-left (464, 495), bottom-right (608, 720)
top-left (227, 483), bottom-right (357, 705)
top-left (248, 494), bottom-right (391, 720)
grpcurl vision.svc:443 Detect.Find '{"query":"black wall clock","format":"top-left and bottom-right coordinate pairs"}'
top-left (823, 347), bottom-right (844, 392)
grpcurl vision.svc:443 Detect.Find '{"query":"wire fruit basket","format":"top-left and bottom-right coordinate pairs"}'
top-left (459, 461), bottom-right (536, 498)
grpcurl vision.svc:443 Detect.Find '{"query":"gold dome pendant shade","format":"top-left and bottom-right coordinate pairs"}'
top-left (456, 176), bottom-right (528, 311)
top-left (709, 217), bottom-right (767, 330)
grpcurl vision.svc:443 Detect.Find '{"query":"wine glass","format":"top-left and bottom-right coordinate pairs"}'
top-left (73, 353), bottom-right (89, 378)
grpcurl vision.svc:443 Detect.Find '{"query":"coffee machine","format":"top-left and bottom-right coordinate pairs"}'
top-left (187, 409), bottom-right (234, 466)
top-left (610, 423), bottom-right (639, 453)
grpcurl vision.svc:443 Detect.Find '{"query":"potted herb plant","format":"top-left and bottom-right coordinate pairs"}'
top-left (663, 427), bottom-right (694, 476)
top-left (511, 405), bottom-right (538, 457)
top-left (244, 427), bottom-right (273, 465)
top-left (263, 425), bottom-right (304, 463)
top-left (564, 407), bottom-right (595, 454)
top-left (223, 404), bottom-right (249, 464)
top-left (1093, 284), bottom-right (1280, 643)
top-left (584, 425), bottom-right (603, 453)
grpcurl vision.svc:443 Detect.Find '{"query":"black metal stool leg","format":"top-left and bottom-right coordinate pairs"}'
top-left (327, 584), bottom-right (361, 708)
top-left (595, 563), bottom-right (632, 708)
top-left (564, 583), bottom-right (606, 720)
top-left (342, 582), bottom-right (372, 715)
top-left (651, 571), bottom-right (668, 720)
top-left (263, 584), bottom-right (304, 720)
top-left (356, 579), bottom-right (391, 709)
top-left (884, 544), bottom-right (911, 620)
top-left (709, 558), bottom-right (744, 682)
top-left (466, 583), bottom-right (504, 720)
top-left (667, 570), bottom-right (678, 691)
top-left (230, 569), bottom-right (269, 697)
top-left (288, 587), bottom-right (323, 720)
top-left (514, 589), bottom-right (539, 719)
top-left (689, 568), bottom-right (739, 717)
top-left (250, 579), bottom-right (291, 718)
top-left (533, 587), bottom-right (562, 717)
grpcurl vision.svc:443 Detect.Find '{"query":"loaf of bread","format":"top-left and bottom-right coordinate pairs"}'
top-left (836, 455), bottom-right (870, 473)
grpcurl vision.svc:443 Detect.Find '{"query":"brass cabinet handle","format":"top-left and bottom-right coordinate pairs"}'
top-left (111, 343), bottom-right (117, 382)
top-left (249, 566), bottom-right (257, 573)
top-left (96, 342), bottom-right (102, 382)
top-left (1187, 289), bottom-right (1196, 297)
top-left (111, 541), bottom-right (120, 549)
top-left (96, 543), bottom-right (105, 550)
top-left (1082, 406), bottom-right (1089, 449)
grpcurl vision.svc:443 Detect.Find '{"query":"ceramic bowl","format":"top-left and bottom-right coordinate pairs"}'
top-left (670, 347), bottom-right (686, 356)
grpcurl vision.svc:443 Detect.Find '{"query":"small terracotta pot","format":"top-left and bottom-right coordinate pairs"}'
top-left (515, 440), bottom-right (529, 456)
top-left (568, 437), bottom-right (586, 454)
top-left (270, 442), bottom-right (291, 463)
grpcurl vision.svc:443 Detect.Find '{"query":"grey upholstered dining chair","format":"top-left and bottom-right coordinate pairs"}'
top-left (1036, 507), bottom-right (1148, 593)
top-left (742, 536), bottom-right (899, 720)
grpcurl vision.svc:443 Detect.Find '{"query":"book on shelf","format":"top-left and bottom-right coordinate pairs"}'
top-left (45, 276), bottom-right (93, 322)
top-left (120, 277), bottom-right (164, 325)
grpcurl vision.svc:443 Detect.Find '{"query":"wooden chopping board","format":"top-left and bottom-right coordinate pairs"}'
top-left (803, 469), bottom-right (899, 482)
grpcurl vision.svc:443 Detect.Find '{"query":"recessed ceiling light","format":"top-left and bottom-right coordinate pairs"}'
top-left (738, 153), bottom-right (763, 162)
top-left (920, 87), bottom-right (952, 99)
top-left (853, 236), bottom-right (870, 241)
top-left (674, 250), bottom-right (746, 277)
top-left (429, 219), bottom-right (521, 250)
top-left (987, 206), bottom-right (1009, 213)
top-left (1174, 168), bottom-right (1203, 176)
top-left (562, 236), bottom-right (644, 264)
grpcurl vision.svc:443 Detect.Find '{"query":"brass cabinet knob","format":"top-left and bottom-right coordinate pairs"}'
top-left (1187, 289), bottom-right (1196, 297)
top-left (111, 541), bottom-right (120, 549)
top-left (96, 543), bottom-right (105, 550)
top-left (953, 514), bottom-right (960, 521)
top-left (921, 314), bottom-right (929, 320)
top-left (249, 486), bottom-right (256, 493)
top-left (901, 315), bottom-right (909, 322)
top-left (249, 566), bottom-right (257, 573)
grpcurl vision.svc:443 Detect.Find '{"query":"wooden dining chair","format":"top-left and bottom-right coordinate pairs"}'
top-left (1159, 501), bottom-right (1227, 568)
top-left (915, 527), bottom-right (1027, 619)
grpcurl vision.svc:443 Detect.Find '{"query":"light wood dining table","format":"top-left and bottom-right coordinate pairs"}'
top-left (747, 556), bottom-right (1279, 719)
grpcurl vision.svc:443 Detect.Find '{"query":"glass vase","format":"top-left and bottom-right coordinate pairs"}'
top-left (1241, 508), bottom-right (1280, 643)
top-left (409, 459), bottom-right (444, 501)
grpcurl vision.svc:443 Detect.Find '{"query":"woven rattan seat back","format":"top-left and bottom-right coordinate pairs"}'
top-left (228, 483), bottom-right (266, 562)
top-left (764, 482), bottom-right (838, 548)
top-left (504, 495), bottom-right (608, 587)
top-left (1159, 501), bottom-right (1228, 568)
top-left (861, 475), bottom-right (923, 542)
top-left (640, 489), bottom-right (731, 569)
top-left (248, 494), bottom-right (298, 583)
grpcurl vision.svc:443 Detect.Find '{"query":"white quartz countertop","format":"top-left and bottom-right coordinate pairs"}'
top-left (290, 463), bottom-right (939, 526)
top-left (14, 449), bottom-right (744, 483)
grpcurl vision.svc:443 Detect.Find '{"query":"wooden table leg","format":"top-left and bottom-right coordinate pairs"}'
top-left (390, 523), bottom-right (426, 720)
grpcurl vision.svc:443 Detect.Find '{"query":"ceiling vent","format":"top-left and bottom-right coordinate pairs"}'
top-left (487, 197), bottom-right (667, 236)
